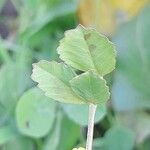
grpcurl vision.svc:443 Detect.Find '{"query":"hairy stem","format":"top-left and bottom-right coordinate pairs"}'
top-left (86, 103), bottom-right (97, 150)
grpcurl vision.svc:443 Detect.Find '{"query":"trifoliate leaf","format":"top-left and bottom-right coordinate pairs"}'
top-left (70, 71), bottom-right (110, 105)
top-left (31, 60), bottom-right (84, 104)
top-left (57, 25), bottom-right (116, 76)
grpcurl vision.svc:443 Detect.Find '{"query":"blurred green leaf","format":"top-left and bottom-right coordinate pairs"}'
top-left (0, 65), bottom-right (15, 124)
top-left (117, 112), bottom-right (150, 143)
top-left (0, 125), bottom-right (16, 145)
top-left (43, 110), bottom-right (80, 150)
top-left (135, 113), bottom-right (150, 143)
top-left (0, 0), bottom-right (5, 11)
top-left (19, 0), bottom-right (77, 43)
top-left (0, 39), bottom-right (11, 63)
top-left (70, 71), bottom-right (110, 105)
top-left (112, 72), bottom-right (150, 111)
top-left (57, 114), bottom-right (80, 150)
top-left (93, 126), bottom-right (135, 150)
top-left (2, 136), bottom-right (34, 150)
top-left (43, 110), bottom-right (62, 150)
top-left (34, 35), bottom-right (59, 61)
top-left (104, 126), bottom-right (135, 150)
top-left (31, 60), bottom-right (84, 104)
top-left (62, 103), bottom-right (106, 126)
top-left (57, 25), bottom-right (116, 76)
top-left (0, 62), bottom-right (30, 125)
top-left (112, 4), bottom-right (150, 111)
top-left (93, 138), bottom-right (105, 150)
top-left (138, 136), bottom-right (150, 150)
top-left (16, 88), bottom-right (56, 138)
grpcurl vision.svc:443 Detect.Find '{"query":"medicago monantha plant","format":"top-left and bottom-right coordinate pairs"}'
top-left (31, 25), bottom-right (116, 150)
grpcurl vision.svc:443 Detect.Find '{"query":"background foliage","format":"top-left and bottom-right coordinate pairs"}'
top-left (0, 0), bottom-right (150, 149)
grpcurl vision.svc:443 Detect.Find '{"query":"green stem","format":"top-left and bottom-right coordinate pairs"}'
top-left (86, 103), bottom-right (97, 150)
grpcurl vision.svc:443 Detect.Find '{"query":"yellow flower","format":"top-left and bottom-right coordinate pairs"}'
top-left (72, 147), bottom-right (85, 150)
top-left (78, 0), bottom-right (148, 35)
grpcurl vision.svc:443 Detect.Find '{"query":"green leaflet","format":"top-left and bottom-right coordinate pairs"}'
top-left (70, 71), bottom-right (110, 105)
top-left (16, 88), bottom-right (56, 138)
top-left (31, 60), bottom-right (84, 104)
top-left (57, 25), bottom-right (116, 76)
